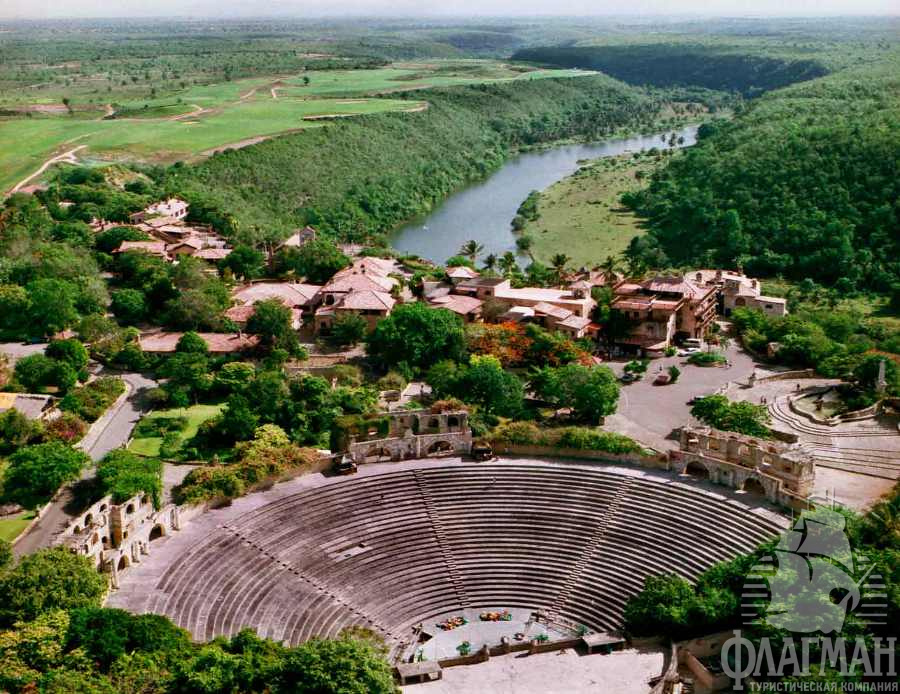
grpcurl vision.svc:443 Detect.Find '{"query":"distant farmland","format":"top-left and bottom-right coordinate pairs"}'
top-left (1, 62), bottom-right (591, 193)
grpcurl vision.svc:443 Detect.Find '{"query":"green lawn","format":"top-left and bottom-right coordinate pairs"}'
top-left (127, 403), bottom-right (224, 458)
top-left (524, 153), bottom-right (662, 267)
top-left (0, 510), bottom-right (36, 543)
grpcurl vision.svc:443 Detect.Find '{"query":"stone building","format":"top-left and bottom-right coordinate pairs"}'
top-left (689, 269), bottom-right (787, 317)
top-left (608, 276), bottom-right (719, 356)
top-left (59, 492), bottom-right (193, 588)
top-left (343, 409), bottom-right (472, 464)
top-left (669, 426), bottom-right (815, 505)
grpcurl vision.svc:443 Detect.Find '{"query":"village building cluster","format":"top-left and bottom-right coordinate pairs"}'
top-left (111, 198), bottom-right (786, 357)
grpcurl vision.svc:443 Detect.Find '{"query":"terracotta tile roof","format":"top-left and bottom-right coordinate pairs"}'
top-left (532, 301), bottom-right (573, 320)
top-left (140, 332), bottom-right (259, 353)
top-left (194, 248), bottom-right (232, 261)
top-left (232, 282), bottom-right (320, 307)
top-left (224, 305), bottom-right (256, 323)
top-left (338, 290), bottom-right (395, 311)
top-left (447, 266), bottom-right (480, 279)
top-left (557, 315), bottom-right (592, 330)
top-left (115, 240), bottom-right (168, 256)
top-left (643, 275), bottom-right (711, 300)
top-left (323, 272), bottom-right (395, 294)
top-left (429, 294), bottom-right (483, 315)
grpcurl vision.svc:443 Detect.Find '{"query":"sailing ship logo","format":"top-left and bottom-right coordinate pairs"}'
top-left (742, 508), bottom-right (886, 634)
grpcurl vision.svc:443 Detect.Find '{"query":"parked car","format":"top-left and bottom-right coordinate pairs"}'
top-left (620, 372), bottom-right (637, 383)
top-left (653, 373), bottom-right (671, 385)
top-left (333, 456), bottom-right (358, 476)
top-left (678, 347), bottom-right (701, 357)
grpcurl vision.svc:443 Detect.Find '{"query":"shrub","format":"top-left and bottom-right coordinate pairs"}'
top-left (690, 395), bottom-right (771, 438)
top-left (59, 377), bottom-right (125, 421)
top-left (687, 351), bottom-right (727, 366)
top-left (44, 413), bottom-right (88, 443)
top-left (96, 450), bottom-right (163, 508)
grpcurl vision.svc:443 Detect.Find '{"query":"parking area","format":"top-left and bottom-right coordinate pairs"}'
top-left (603, 340), bottom-right (760, 452)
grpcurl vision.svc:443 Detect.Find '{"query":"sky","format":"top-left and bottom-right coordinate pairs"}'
top-left (2, 0), bottom-right (898, 20)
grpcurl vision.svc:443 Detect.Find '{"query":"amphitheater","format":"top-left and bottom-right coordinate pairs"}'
top-left (109, 458), bottom-right (787, 666)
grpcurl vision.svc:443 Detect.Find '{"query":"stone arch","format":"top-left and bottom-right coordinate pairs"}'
top-left (365, 446), bottom-right (393, 463)
top-left (428, 417), bottom-right (440, 429)
top-left (117, 555), bottom-right (130, 571)
top-left (84, 513), bottom-right (93, 526)
top-left (99, 504), bottom-right (107, 513)
top-left (427, 440), bottom-right (454, 456)
top-left (685, 461), bottom-right (710, 480)
top-left (447, 415), bottom-right (460, 429)
top-left (125, 503), bottom-right (135, 514)
top-left (742, 478), bottom-right (766, 496)
top-left (149, 524), bottom-right (166, 542)
top-left (73, 524), bottom-right (82, 534)
top-left (735, 297), bottom-right (747, 307)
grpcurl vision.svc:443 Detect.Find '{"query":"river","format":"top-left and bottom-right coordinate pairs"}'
top-left (389, 124), bottom-right (698, 263)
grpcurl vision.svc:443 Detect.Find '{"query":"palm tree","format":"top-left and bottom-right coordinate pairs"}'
top-left (482, 253), bottom-right (498, 273)
top-left (459, 240), bottom-right (484, 265)
top-left (550, 253), bottom-right (570, 286)
top-left (598, 255), bottom-right (622, 285)
top-left (499, 251), bottom-right (517, 277)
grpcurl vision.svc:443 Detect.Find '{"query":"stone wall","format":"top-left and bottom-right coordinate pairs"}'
top-left (347, 410), bottom-right (472, 464)
top-left (490, 443), bottom-right (670, 470)
top-left (671, 426), bottom-right (815, 505)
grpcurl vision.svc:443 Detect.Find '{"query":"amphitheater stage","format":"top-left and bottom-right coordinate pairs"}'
top-left (108, 457), bottom-right (788, 657)
top-left (415, 607), bottom-right (562, 661)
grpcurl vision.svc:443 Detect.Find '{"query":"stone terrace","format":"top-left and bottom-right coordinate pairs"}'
top-left (108, 459), bottom-right (786, 654)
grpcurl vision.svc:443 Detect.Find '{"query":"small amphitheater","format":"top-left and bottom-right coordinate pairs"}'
top-left (109, 458), bottom-right (787, 675)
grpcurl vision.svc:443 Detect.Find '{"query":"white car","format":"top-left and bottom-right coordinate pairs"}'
top-left (677, 347), bottom-right (701, 357)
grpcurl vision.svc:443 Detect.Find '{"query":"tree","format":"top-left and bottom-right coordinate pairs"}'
top-left (2, 441), bottom-right (89, 508)
top-left (0, 408), bottom-right (43, 454)
top-left (456, 355), bottom-right (524, 417)
top-left (176, 331), bottom-right (208, 354)
top-left (14, 353), bottom-right (76, 394)
top-left (0, 548), bottom-right (106, 626)
top-left (246, 299), bottom-right (300, 354)
top-left (219, 245), bottom-right (265, 280)
top-left (498, 252), bottom-right (518, 277)
top-left (550, 253), bottom-right (570, 286)
top-left (482, 254), bottom-right (498, 273)
top-left (530, 363), bottom-right (619, 423)
top-left (598, 254), bottom-right (622, 284)
top-left (273, 238), bottom-right (349, 284)
top-left (459, 240), bottom-right (484, 264)
top-left (691, 395), bottom-right (770, 438)
top-left (329, 312), bottom-right (367, 347)
top-left (110, 289), bottom-right (147, 325)
top-left (852, 355), bottom-right (899, 396)
top-left (0, 284), bottom-right (30, 337)
top-left (26, 279), bottom-right (79, 337)
top-left (97, 450), bottom-right (163, 508)
top-left (366, 303), bottom-right (466, 371)
top-left (275, 633), bottom-right (397, 694)
top-left (218, 394), bottom-right (260, 443)
top-left (46, 338), bottom-right (89, 374)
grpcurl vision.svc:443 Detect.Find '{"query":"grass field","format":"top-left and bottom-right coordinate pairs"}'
top-left (1, 61), bottom-right (594, 193)
top-left (523, 153), bottom-right (662, 267)
top-left (127, 403), bottom-right (224, 458)
top-left (0, 510), bottom-right (36, 543)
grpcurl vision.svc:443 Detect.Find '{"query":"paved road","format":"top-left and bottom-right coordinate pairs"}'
top-left (13, 371), bottom-right (158, 557)
top-left (603, 340), bottom-right (760, 452)
top-left (0, 341), bottom-right (48, 363)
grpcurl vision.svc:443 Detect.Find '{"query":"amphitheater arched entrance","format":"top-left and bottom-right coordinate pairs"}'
top-left (149, 524), bottom-right (166, 542)
top-left (365, 446), bottom-right (393, 463)
top-left (427, 440), bottom-right (454, 457)
top-left (685, 461), bottom-right (710, 480)
top-left (742, 478), bottom-right (766, 496)
top-left (117, 555), bottom-right (130, 571)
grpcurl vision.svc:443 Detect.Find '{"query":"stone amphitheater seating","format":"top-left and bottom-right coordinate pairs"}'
top-left (128, 464), bottom-right (784, 647)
